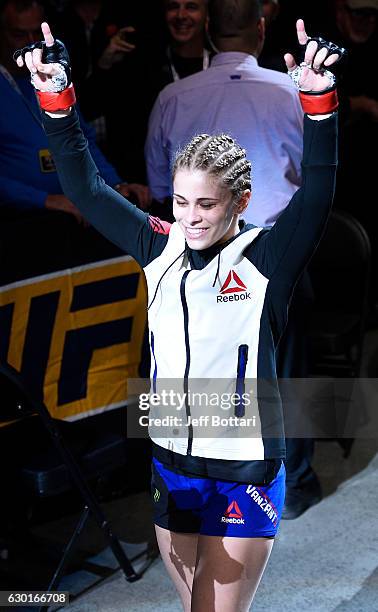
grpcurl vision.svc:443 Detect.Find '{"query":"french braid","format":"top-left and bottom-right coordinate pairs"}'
top-left (173, 134), bottom-right (252, 200)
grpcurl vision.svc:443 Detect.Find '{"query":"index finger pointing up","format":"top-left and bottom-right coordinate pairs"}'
top-left (296, 19), bottom-right (308, 46)
top-left (41, 22), bottom-right (54, 47)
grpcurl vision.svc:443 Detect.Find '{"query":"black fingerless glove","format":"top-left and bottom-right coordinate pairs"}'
top-left (290, 37), bottom-right (347, 114)
top-left (13, 39), bottom-right (75, 112)
top-left (13, 39), bottom-right (72, 86)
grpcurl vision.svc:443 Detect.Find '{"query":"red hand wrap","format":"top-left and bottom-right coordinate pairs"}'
top-left (299, 89), bottom-right (339, 115)
top-left (36, 84), bottom-right (76, 112)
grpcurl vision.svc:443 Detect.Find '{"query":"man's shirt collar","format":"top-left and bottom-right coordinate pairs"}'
top-left (211, 52), bottom-right (259, 69)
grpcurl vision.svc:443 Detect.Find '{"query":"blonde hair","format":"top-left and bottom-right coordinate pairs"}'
top-left (173, 133), bottom-right (251, 199)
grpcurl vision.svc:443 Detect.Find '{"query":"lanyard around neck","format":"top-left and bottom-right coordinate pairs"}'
top-left (167, 47), bottom-right (210, 82)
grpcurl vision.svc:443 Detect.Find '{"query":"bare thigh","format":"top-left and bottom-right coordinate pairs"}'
top-left (191, 535), bottom-right (274, 612)
top-left (155, 525), bottom-right (199, 612)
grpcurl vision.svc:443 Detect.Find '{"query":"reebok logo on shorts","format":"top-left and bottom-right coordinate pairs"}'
top-left (221, 500), bottom-right (245, 524)
top-left (245, 486), bottom-right (278, 526)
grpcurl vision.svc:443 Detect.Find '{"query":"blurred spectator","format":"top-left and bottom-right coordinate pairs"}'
top-left (262, 0), bottom-right (280, 26)
top-left (259, 0), bottom-right (287, 72)
top-left (322, 0), bottom-right (378, 308)
top-left (95, 0), bottom-right (211, 186)
top-left (97, 23), bottom-right (136, 71)
top-left (54, 0), bottom-right (108, 124)
top-left (0, 0), bottom-right (150, 218)
top-left (153, 0), bottom-right (212, 91)
top-left (145, 0), bottom-right (303, 225)
top-left (322, 0), bottom-right (378, 123)
top-left (98, 1), bottom-right (211, 90)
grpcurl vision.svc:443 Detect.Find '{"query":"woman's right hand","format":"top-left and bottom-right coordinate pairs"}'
top-left (15, 22), bottom-right (76, 113)
top-left (14, 22), bottom-right (68, 93)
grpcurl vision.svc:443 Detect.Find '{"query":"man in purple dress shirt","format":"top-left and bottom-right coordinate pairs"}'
top-left (145, 0), bottom-right (303, 228)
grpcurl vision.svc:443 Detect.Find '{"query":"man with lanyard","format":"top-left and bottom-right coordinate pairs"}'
top-left (145, 0), bottom-right (303, 223)
top-left (162, 0), bottom-right (212, 86)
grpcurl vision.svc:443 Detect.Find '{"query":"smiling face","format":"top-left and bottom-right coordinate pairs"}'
top-left (165, 0), bottom-right (208, 45)
top-left (173, 169), bottom-right (249, 250)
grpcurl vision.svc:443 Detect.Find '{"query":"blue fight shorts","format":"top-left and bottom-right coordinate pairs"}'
top-left (151, 458), bottom-right (286, 538)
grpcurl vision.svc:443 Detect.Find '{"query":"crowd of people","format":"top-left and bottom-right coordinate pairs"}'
top-left (0, 0), bottom-right (377, 606)
top-left (1, 0), bottom-right (377, 228)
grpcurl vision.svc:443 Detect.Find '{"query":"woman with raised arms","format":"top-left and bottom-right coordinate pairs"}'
top-left (15, 18), bottom-right (343, 611)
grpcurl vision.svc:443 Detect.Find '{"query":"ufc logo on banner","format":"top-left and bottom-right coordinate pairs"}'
top-left (0, 257), bottom-right (146, 420)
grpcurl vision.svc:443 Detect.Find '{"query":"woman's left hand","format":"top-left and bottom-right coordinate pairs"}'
top-left (284, 20), bottom-right (343, 93)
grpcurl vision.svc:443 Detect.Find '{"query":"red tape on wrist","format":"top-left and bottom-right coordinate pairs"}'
top-left (299, 89), bottom-right (339, 115)
top-left (36, 84), bottom-right (76, 112)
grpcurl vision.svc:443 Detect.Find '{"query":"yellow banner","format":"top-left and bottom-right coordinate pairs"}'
top-left (0, 256), bottom-right (147, 420)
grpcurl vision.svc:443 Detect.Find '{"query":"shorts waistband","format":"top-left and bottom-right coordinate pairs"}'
top-left (152, 443), bottom-right (282, 485)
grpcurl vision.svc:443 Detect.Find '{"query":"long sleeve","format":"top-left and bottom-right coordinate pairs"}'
top-left (145, 94), bottom-right (171, 202)
top-left (79, 112), bottom-right (122, 187)
top-left (247, 113), bottom-right (338, 291)
top-left (42, 109), bottom-right (170, 267)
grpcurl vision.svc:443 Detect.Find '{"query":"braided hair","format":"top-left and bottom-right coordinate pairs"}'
top-left (173, 134), bottom-right (252, 201)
